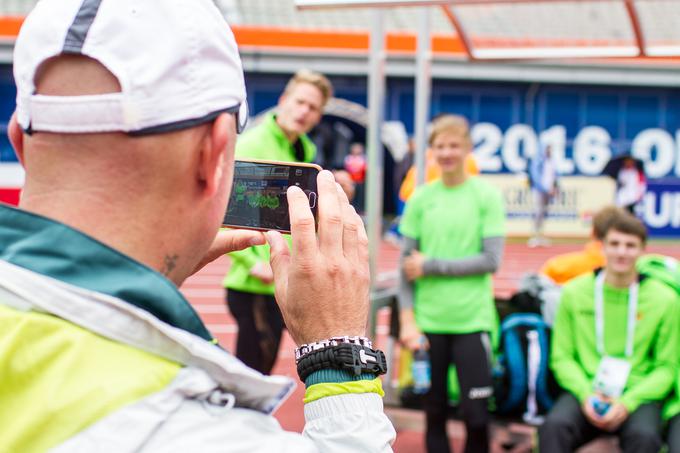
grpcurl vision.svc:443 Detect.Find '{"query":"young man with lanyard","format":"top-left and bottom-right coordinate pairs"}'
top-left (224, 70), bottom-right (332, 374)
top-left (539, 213), bottom-right (679, 453)
top-left (0, 1), bottom-right (393, 451)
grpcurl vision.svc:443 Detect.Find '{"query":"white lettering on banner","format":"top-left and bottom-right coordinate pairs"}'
top-left (572, 126), bottom-right (612, 176)
top-left (642, 191), bottom-right (680, 229)
top-left (471, 124), bottom-right (680, 178)
top-left (472, 123), bottom-right (503, 172)
top-left (502, 124), bottom-right (538, 172)
top-left (632, 129), bottom-right (675, 179)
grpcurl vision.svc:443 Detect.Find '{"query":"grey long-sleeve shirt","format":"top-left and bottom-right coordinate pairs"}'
top-left (398, 236), bottom-right (505, 310)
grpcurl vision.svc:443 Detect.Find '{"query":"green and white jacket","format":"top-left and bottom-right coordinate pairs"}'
top-left (0, 205), bottom-right (395, 452)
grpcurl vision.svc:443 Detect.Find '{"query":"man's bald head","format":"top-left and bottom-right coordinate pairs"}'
top-left (11, 55), bottom-right (237, 284)
top-left (18, 56), bottom-right (209, 198)
top-left (9, 0), bottom-right (246, 284)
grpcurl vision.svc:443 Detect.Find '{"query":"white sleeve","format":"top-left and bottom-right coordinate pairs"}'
top-left (303, 393), bottom-right (396, 452)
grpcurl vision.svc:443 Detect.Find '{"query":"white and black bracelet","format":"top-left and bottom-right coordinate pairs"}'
top-left (295, 335), bottom-right (373, 362)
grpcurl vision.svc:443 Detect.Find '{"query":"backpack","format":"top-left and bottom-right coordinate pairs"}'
top-left (493, 313), bottom-right (559, 423)
top-left (509, 273), bottom-right (562, 327)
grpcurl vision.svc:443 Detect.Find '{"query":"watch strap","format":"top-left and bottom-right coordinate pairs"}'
top-left (296, 343), bottom-right (387, 382)
top-left (296, 336), bottom-right (373, 362)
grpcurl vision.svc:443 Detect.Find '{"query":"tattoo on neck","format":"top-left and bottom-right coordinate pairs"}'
top-left (161, 254), bottom-right (179, 276)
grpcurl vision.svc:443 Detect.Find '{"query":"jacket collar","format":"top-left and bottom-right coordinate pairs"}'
top-left (0, 204), bottom-right (213, 341)
top-left (263, 112), bottom-right (316, 162)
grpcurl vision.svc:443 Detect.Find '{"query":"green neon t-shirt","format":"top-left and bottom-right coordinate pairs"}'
top-left (399, 177), bottom-right (505, 333)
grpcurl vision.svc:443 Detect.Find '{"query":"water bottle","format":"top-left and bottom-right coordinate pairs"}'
top-left (412, 336), bottom-right (431, 394)
top-left (589, 395), bottom-right (611, 416)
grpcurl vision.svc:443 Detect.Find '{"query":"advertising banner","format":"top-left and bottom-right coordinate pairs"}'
top-left (480, 174), bottom-right (616, 238)
top-left (639, 179), bottom-right (680, 237)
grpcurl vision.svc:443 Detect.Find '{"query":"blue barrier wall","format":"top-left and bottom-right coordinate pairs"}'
top-left (1, 67), bottom-right (678, 234)
top-left (243, 73), bottom-right (680, 178)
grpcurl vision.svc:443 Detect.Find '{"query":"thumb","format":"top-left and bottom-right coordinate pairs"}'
top-left (266, 231), bottom-right (290, 305)
top-left (219, 229), bottom-right (267, 252)
top-left (192, 229), bottom-right (265, 275)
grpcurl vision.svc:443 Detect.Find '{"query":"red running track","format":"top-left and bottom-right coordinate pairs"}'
top-left (180, 240), bottom-right (680, 452)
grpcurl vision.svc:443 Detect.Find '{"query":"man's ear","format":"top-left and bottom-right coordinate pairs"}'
top-left (198, 113), bottom-right (235, 197)
top-left (8, 112), bottom-right (25, 166)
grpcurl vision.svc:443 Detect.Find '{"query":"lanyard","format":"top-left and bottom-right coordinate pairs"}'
top-left (594, 271), bottom-right (639, 358)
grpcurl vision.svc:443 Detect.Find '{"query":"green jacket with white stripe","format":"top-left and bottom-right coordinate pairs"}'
top-left (0, 204), bottom-right (394, 452)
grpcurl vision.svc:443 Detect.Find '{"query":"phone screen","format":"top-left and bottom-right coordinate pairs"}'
top-left (223, 160), bottom-right (319, 233)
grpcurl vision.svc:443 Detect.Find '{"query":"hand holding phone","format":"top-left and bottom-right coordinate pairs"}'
top-left (265, 170), bottom-right (370, 345)
top-left (223, 159), bottom-right (320, 233)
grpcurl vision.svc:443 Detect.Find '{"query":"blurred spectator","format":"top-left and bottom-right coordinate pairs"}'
top-left (344, 142), bottom-right (367, 183)
top-left (541, 206), bottom-right (626, 285)
top-left (344, 142), bottom-right (366, 211)
top-left (394, 137), bottom-right (415, 199)
top-left (528, 145), bottom-right (559, 248)
top-left (539, 214), bottom-right (679, 453)
top-left (398, 114), bottom-right (505, 453)
top-left (224, 69), bottom-right (332, 374)
top-left (616, 157), bottom-right (647, 215)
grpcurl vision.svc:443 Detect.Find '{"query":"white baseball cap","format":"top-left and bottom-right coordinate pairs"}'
top-left (13, 0), bottom-right (248, 135)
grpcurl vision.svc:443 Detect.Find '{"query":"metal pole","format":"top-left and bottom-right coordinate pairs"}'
top-left (414, 7), bottom-right (431, 186)
top-left (366, 9), bottom-right (385, 288)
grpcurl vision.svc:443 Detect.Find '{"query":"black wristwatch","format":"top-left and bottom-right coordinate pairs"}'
top-left (296, 343), bottom-right (388, 382)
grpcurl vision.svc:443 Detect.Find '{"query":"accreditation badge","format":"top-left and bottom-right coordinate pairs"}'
top-left (593, 356), bottom-right (632, 398)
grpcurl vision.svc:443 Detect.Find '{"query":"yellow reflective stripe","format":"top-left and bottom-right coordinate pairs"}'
top-left (303, 378), bottom-right (385, 404)
top-left (0, 305), bottom-right (181, 453)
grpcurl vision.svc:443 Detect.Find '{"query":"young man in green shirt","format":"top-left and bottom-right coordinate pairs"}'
top-left (539, 214), bottom-right (679, 453)
top-left (224, 70), bottom-right (333, 374)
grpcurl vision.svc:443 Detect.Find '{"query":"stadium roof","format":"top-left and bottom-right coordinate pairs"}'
top-left (1, 0), bottom-right (679, 61)
top-left (0, 0), bottom-right (679, 86)
top-left (291, 0), bottom-right (680, 60)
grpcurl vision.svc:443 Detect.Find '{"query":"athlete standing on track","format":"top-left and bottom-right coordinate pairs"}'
top-left (398, 114), bottom-right (506, 453)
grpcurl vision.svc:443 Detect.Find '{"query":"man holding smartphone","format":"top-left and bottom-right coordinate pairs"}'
top-left (224, 69), bottom-right (333, 374)
top-left (0, 1), bottom-right (393, 451)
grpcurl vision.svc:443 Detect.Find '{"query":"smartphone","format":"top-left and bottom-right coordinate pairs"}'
top-left (223, 159), bottom-right (321, 233)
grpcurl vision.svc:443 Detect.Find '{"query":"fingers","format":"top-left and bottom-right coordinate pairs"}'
top-left (287, 185), bottom-right (317, 262)
top-left (336, 182), bottom-right (359, 262)
top-left (317, 170), bottom-right (343, 256)
top-left (356, 211), bottom-right (369, 277)
top-left (266, 231), bottom-right (290, 306)
top-left (219, 229), bottom-right (266, 252)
